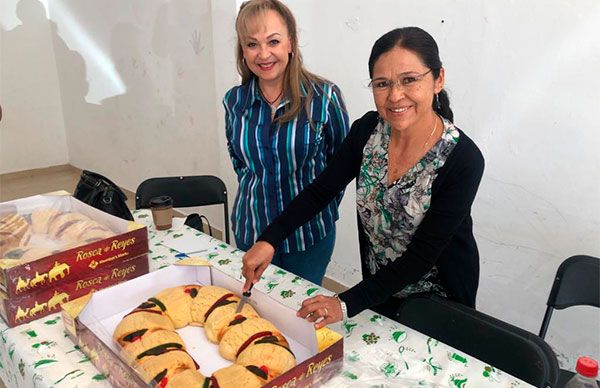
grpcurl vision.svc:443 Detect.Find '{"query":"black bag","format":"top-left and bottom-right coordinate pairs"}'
top-left (73, 170), bottom-right (134, 221)
top-left (184, 213), bottom-right (213, 235)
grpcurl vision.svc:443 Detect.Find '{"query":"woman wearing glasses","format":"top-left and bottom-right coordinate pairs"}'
top-left (224, 0), bottom-right (349, 285)
top-left (242, 26), bottom-right (484, 327)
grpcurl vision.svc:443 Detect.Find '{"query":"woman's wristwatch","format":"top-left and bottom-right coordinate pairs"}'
top-left (333, 293), bottom-right (348, 320)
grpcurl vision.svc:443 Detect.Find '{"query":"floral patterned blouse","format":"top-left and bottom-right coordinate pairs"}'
top-left (356, 117), bottom-right (460, 299)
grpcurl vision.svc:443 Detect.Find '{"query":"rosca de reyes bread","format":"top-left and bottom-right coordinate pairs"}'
top-left (218, 317), bottom-right (279, 361)
top-left (0, 214), bottom-right (32, 256)
top-left (236, 332), bottom-right (296, 379)
top-left (204, 303), bottom-right (259, 343)
top-left (113, 284), bottom-right (297, 387)
top-left (211, 364), bottom-right (267, 388)
top-left (1, 207), bottom-right (115, 262)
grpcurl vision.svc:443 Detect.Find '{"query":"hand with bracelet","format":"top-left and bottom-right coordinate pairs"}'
top-left (243, 241), bottom-right (347, 329)
top-left (296, 294), bottom-right (347, 329)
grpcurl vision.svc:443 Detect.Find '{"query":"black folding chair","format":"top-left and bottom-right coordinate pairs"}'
top-left (396, 294), bottom-right (559, 388)
top-left (539, 255), bottom-right (600, 387)
top-left (135, 175), bottom-right (230, 244)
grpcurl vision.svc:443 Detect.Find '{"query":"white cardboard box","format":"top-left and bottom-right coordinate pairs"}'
top-left (63, 262), bottom-right (343, 387)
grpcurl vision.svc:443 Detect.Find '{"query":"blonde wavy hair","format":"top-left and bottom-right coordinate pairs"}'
top-left (235, 0), bottom-right (327, 124)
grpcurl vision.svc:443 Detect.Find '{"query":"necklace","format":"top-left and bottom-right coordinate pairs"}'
top-left (420, 114), bottom-right (440, 152)
top-left (259, 88), bottom-right (283, 111)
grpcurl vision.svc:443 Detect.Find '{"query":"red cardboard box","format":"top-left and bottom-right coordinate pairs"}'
top-left (62, 262), bottom-right (343, 387)
top-left (0, 194), bottom-right (149, 298)
top-left (0, 253), bottom-right (149, 327)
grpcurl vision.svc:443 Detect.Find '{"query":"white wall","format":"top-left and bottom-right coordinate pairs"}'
top-left (1, 0), bottom-right (598, 371)
top-left (49, 0), bottom-right (221, 192)
top-left (0, 0), bottom-right (69, 174)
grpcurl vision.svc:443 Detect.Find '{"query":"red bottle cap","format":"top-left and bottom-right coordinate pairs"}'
top-left (576, 357), bottom-right (599, 378)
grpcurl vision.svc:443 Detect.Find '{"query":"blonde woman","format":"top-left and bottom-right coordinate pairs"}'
top-left (224, 0), bottom-right (349, 284)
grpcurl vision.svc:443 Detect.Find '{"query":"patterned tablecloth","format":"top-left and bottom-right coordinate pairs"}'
top-left (0, 210), bottom-right (533, 388)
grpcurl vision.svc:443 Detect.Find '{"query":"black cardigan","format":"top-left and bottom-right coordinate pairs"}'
top-left (259, 111), bottom-right (485, 317)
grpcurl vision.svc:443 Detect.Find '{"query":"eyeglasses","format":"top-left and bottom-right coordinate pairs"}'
top-left (368, 69), bottom-right (433, 94)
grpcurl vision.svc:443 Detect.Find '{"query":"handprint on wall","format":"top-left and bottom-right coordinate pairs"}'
top-left (190, 29), bottom-right (205, 55)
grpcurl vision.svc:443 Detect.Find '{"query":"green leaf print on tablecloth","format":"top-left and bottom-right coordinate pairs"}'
top-left (483, 366), bottom-right (501, 382)
top-left (447, 352), bottom-right (468, 366)
top-left (346, 350), bottom-right (360, 362)
top-left (424, 357), bottom-right (442, 375)
top-left (291, 276), bottom-right (302, 284)
top-left (362, 332), bottom-right (380, 345)
top-left (33, 358), bottom-right (58, 368)
top-left (274, 269), bottom-right (287, 276)
top-left (306, 287), bottom-right (319, 296)
top-left (18, 359), bottom-right (24, 377)
top-left (54, 369), bottom-right (84, 385)
top-left (92, 373), bottom-right (108, 380)
top-left (218, 258), bottom-right (231, 266)
top-left (381, 362), bottom-right (401, 377)
top-left (342, 371), bottom-right (358, 380)
top-left (427, 337), bottom-right (439, 354)
top-left (369, 314), bottom-right (383, 325)
top-left (78, 355), bottom-right (90, 363)
top-left (392, 331), bottom-right (406, 343)
top-left (32, 341), bottom-right (56, 350)
top-left (23, 329), bottom-right (37, 338)
top-left (44, 316), bottom-right (60, 325)
top-left (267, 281), bottom-right (279, 293)
top-left (343, 321), bottom-right (357, 336)
top-left (280, 290), bottom-right (295, 298)
top-left (449, 373), bottom-right (468, 388)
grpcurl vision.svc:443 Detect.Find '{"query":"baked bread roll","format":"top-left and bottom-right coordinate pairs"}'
top-left (48, 212), bottom-right (92, 239)
top-left (61, 220), bottom-right (113, 243)
top-left (114, 311), bottom-right (175, 346)
top-left (136, 350), bottom-right (197, 385)
top-left (211, 364), bottom-right (267, 388)
top-left (153, 285), bottom-right (203, 328)
top-left (219, 317), bottom-right (279, 361)
top-left (236, 332), bottom-right (296, 380)
top-left (122, 329), bottom-right (186, 362)
top-left (0, 214), bottom-right (32, 256)
top-left (164, 368), bottom-right (207, 388)
top-left (204, 303), bottom-right (259, 343)
top-left (190, 285), bottom-right (236, 325)
top-left (30, 208), bottom-right (61, 234)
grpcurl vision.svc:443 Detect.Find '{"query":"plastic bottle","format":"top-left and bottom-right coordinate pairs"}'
top-left (565, 357), bottom-right (599, 388)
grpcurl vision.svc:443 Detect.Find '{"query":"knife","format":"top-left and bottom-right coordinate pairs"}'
top-left (235, 283), bottom-right (253, 314)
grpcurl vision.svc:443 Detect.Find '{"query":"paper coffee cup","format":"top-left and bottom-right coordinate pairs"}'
top-left (150, 196), bottom-right (173, 230)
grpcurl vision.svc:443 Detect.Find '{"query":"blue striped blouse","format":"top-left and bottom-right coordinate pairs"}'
top-left (224, 77), bottom-right (350, 253)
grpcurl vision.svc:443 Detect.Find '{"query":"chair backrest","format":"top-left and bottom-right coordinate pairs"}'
top-left (135, 175), bottom-right (230, 243)
top-left (396, 294), bottom-right (559, 388)
top-left (538, 255), bottom-right (600, 339)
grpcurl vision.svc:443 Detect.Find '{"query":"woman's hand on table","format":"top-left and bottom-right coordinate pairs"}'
top-left (242, 241), bottom-right (275, 291)
top-left (297, 295), bottom-right (343, 329)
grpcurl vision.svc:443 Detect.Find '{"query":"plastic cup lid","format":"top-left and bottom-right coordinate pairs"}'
top-left (149, 196), bottom-right (173, 208)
